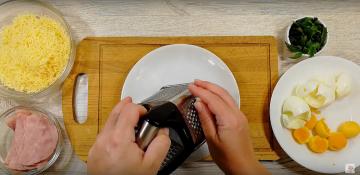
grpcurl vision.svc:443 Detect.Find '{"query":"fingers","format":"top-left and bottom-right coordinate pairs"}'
top-left (143, 128), bottom-right (171, 169)
top-left (115, 103), bottom-right (147, 137)
top-left (189, 84), bottom-right (232, 119)
top-left (103, 97), bottom-right (132, 131)
top-left (194, 100), bottom-right (217, 140)
top-left (118, 103), bottom-right (147, 128)
top-left (194, 79), bottom-right (238, 109)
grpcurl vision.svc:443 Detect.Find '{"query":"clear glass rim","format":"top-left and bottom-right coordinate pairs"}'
top-left (0, 106), bottom-right (63, 175)
top-left (0, 0), bottom-right (75, 100)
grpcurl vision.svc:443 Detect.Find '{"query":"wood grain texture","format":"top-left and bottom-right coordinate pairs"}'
top-left (0, 0), bottom-right (358, 174)
top-left (62, 39), bottom-right (101, 161)
top-left (62, 36), bottom-right (279, 162)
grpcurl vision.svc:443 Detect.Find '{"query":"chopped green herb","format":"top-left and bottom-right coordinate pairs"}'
top-left (286, 17), bottom-right (327, 59)
top-left (290, 52), bottom-right (303, 59)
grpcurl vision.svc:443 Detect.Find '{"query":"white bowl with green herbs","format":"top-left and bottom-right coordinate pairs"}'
top-left (285, 17), bottom-right (328, 60)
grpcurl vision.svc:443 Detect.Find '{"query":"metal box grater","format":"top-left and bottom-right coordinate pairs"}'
top-left (135, 84), bottom-right (205, 175)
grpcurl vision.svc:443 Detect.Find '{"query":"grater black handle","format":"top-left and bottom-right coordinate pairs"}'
top-left (136, 102), bottom-right (183, 150)
top-left (136, 102), bottom-right (199, 175)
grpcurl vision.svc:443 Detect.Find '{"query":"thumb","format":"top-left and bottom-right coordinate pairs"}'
top-left (143, 128), bottom-right (171, 170)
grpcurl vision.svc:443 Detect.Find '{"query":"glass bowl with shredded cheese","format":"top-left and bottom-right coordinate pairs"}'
top-left (0, 0), bottom-right (75, 101)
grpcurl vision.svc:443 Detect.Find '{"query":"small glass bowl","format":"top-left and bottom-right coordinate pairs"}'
top-left (0, 0), bottom-right (75, 101)
top-left (0, 106), bottom-right (63, 175)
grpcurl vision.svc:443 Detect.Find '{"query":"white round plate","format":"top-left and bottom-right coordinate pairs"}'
top-left (270, 56), bottom-right (360, 173)
top-left (121, 44), bottom-right (240, 161)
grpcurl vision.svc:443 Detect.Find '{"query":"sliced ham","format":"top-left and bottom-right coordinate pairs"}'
top-left (4, 109), bottom-right (59, 171)
top-left (5, 115), bottom-right (27, 170)
top-left (20, 113), bottom-right (58, 166)
top-left (5, 109), bottom-right (32, 130)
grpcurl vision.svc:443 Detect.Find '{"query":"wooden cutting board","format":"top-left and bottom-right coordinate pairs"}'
top-left (62, 36), bottom-right (280, 162)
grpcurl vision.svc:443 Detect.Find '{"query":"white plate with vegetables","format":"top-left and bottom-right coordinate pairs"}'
top-left (270, 56), bottom-right (360, 173)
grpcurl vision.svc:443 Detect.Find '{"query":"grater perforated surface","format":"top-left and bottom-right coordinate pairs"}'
top-left (160, 141), bottom-right (183, 170)
top-left (178, 97), bottom-right (204, 144)
top-left (141, 84), bottom-right (205, 174)
top-left (142, 84), bottom-right (189, 104)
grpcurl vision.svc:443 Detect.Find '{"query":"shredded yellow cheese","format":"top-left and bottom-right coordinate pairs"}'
top-left (0, 14), bottom-right (70, 93)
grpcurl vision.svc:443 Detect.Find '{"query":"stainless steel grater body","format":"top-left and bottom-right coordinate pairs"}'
top-left (136, 84), bottom-right (205, 175)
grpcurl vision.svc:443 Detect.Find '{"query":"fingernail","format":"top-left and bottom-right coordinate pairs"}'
top-left (194, 79), bottom-right (203, 84)
top-left (195, 97), bottom-right (201, 102)
top-left (194, 101), bottom-right (202, 112)
top-left (163, 128), bottom-right (169, 135)
top-left (122, 96), bottom-right (130, 102)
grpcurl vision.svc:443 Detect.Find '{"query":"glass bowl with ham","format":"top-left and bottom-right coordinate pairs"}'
top-left (0, 106), bottom-right (63, 175)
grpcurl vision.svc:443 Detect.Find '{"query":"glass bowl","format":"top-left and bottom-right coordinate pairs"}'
top-left (0, 0), bottom-right (75, 101)
top-left (0, 106), bottom-right (63, 175)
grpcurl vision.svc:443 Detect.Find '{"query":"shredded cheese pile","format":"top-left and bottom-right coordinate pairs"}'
top-left (0, 14), bottom-right (70, 93)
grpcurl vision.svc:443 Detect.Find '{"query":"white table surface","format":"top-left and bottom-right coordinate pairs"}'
top-left (1, 0), bottom-right (360, 174)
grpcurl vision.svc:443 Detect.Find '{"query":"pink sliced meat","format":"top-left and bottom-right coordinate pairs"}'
top-left (22, 158), bottom-right (50, 170)
top-left (6, 159), bottom-right (49, 172)
top-left (4, 110), bottom-right (58, 171)
top-left (20, 113), bottom-right (58, 166)
top-left (6, 109), bottom-right (32, 130)
top-left (5, 115), bottom-right (29, 170)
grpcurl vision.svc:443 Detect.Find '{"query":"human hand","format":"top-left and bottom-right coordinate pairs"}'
top-left (188, 80), bottom-right (269, 175)
top-left (87, 97), bottom-right (171, 175)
